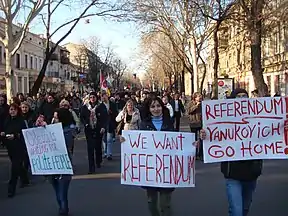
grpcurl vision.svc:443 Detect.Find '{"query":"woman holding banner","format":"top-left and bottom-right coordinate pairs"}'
top-left (0, 103), bottom-right (30, 198)
top-left (199, 88), bottom-right (262, 216)
top-left (121, 96), bottom-right (175, 216)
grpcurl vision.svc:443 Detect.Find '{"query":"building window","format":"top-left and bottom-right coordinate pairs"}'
top-left (18, 77), bottom-right (22, 93)
top-left (39, 58), bottom-right (42, 68)
top-left (16, 53), bottom-right (20, 69)
top-left (35, 57), bottom-right (37, 69)
top-left (24, 77), bottom-right (28, 93)
top-left (274, 75), bottom-right (280, 94)
top-left (266, 76), bottom-right (271, 93)
top-left (30, 56), bottom-right (33, 69)
top-left (25, 54), bottom-right (28, 68)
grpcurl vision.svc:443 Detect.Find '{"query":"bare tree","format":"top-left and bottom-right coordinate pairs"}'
top-left (31, 0), bottom-right (129, 95)
top-left (238, 0), bottom-right (288, 96)
top-left (141, 31), bottom-right (183, 91)
top-left (0, 0), bottom-right (46, 100)
top-left (194, 0), bottom-right (236, 98)
top-left (111, 56), bottom-right (127, 90)
top-left (128, 0), bottom-right (214, 94)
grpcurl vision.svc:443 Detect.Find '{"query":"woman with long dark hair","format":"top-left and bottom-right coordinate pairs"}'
top-left (0, 103), bottom-right (29, 197)
top-left (121, 96), bottom-right (175, 216)
top-left (140, 96), bottom-right (175, 216)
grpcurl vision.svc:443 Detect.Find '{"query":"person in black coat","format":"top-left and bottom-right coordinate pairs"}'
top-left (170, 92), bottom-right (185, 131)
top-left (101, 92), bottom-right (118, 160)
top-left (0, 103), bottom-right (29, 198)
top-left (38, 93), bottom-right (58, 124)
top-left (80, 92), bottom-right (107, 174)
top-left (0, 94), bottom-right (9, 147)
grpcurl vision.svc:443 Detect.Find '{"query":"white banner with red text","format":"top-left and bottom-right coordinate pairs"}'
top-left (121, 130), bottom-right (196, 188)
top-left (202, 97), bottom-right (288, 163)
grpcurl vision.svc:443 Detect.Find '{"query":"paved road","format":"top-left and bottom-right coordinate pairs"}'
top-left (0, 118), bottom-right (288, 216)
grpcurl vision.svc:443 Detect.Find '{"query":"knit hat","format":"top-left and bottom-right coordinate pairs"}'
top-left (230, 88), bottom-right (248, 99)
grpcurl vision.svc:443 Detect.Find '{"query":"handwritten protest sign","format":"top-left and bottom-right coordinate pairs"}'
top-left (22, 123), bottom-right (73, 175)
top-left (202, 97), bottom-right (288, 163)
top-left (121, 130), bottom-right (196, 188)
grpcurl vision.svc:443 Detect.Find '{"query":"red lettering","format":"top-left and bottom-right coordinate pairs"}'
top-left (156, 154), bottom-right (162, 183)
top-left (254, 144), bottom-right (263, 154)
top-left (261, 126), bottom-right (270, 138)
top-left (208, 145), bottom-right (225, 158)
top-left (123, 153), bottom-right (131, 181)
top-left (234, 101), bottom-right (241, 116)
top-left (188, 156), bottom-right (195, 185)
top-left (145, 154), bottom-right (153, 182)
top-left (275, 141), bottom-right (284, 154)
top-left (162, 154), bottom-right (170, 184)
top-left (177, 133), bottom-right (184, 150)
top-left (138, 154), bottom-right (146, 182)
top-left (152, 134), bottom-right (165, 149)
top-left (128, 133), bottom-right (142, 148)
top-left (264, 143), bottom-right (275, 154)
top-left (214, 104), bottom-right (220, 118)
top-left (226, 146), bottom-right (235, 157)
top-left (205, 104), bottom-right (215, 120)
top-left (141, 136), bottom-right (147, 149)
top-left (130, 154), bottom-right (139, 181)
top-left (241, 141), bottom-right (253, 157)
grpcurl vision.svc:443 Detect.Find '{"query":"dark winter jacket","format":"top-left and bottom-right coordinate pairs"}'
top-left (2, 115), bottom-right (27, 156)
top-left (38, 100), bottom-right (58, 124)
top-left (80, 102), bottom-right (108, 131)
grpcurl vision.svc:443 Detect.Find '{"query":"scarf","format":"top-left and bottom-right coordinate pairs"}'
top-left (87, 103), bottom-right (97, 129)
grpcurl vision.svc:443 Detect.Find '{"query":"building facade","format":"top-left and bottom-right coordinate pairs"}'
top-left (206, 19), bottom-right (288, 96)
top-left (0, 21), bottom-right (80, 94)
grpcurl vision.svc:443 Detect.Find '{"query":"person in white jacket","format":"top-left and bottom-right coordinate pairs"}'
top-left (162, 96), bottom-right (174, 119)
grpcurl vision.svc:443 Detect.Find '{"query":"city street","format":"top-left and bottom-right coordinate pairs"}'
top-left (0, 118), bottom-right (287, 216)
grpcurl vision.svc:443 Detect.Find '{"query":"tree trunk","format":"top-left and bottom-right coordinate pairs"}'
top-left (249, 0), bottom-right (266, 96)
top-left (191, 38), bottom-right (199, 93)
top-left (31, 58), bottom-right (49, 96)
top-left (199, 59), bottom-right (207, 94)
top-left (5, 52), bottom-right (15, 102)
top-left (212, 22), bottom-right (221, 99)
top-left (181, 69), bottom-right (185, 94)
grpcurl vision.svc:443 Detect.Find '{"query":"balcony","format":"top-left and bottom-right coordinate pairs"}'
top-left (61, 56), bottom-right (70, 64)
top-left (50, 53), bottom-right (59, 61)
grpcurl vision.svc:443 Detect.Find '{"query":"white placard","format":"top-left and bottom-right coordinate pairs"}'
top-left (121, 130), bottom-right (196, 188)
top-left (202, 97), bottom-right (288, 163)
top-left (22, 123), bottom-right (73, 175)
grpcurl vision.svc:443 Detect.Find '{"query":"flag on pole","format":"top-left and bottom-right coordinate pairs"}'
top-left (100, 69), bottom-right (107, 91)
top-left (100, 69), bottom-right (111, 96)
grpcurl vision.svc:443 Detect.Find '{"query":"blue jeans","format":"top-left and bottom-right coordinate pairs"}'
top-left (225, 179), bottom-right (257, 216)
top-left (50, 175), bottom-right (72, 214)
top-left (103, 131), bottom-right (113, 156)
